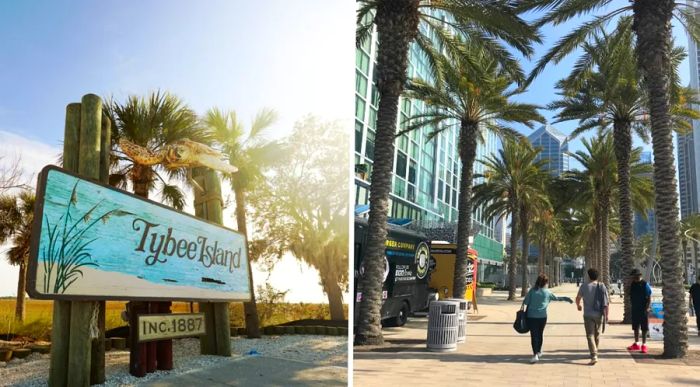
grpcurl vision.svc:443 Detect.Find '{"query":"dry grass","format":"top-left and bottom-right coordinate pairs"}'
top-left (0, 299), bottom-right (347, 341)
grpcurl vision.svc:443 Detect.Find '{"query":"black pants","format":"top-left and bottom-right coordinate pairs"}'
top-left (527, 317), bottom-right (547, 355)
top-left (695, 309), bottom-right (700, 332)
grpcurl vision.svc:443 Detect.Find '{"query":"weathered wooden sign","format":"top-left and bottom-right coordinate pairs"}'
top-left (28, 165), bottom-right (251, 302)
top-left (138, 313), bottom-right (206, 342)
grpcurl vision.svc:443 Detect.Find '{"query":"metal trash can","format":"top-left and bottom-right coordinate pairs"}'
top-left (426, 300), bottom-right (459, 352)
top-left (445, 298), bottom-right (467, 343)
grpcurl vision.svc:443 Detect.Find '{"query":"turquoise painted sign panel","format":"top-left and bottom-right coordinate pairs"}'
top-left (28, 165), bottom-right (251, 302)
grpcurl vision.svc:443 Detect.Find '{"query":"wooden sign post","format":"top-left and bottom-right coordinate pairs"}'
top-left (193, 167), bottom-right (232, 356)
top-left (46, 94), bottom-right (108, 387)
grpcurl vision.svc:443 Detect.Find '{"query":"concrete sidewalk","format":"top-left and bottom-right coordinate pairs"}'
top-left (143, 356), bottom-right (347, 387)
top-left (354, 283), bottom-right (700, 387)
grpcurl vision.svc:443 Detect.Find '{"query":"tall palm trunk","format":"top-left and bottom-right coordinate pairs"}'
top-left (15, 258), bottom-right (27, 321)
top-left (355, 0), bottom-right (420, 346)
top-left (600, 195), bottom-right (611, 287)
top-left (520, 204), bottom-right (530, 296)
top-left (234, 187), bottom-right (262, 338)
top-left (508, 204), bottom-right (519, 300)
top-left (613, 121), bottom-right (635, 322)
top-left (633, 0), bottom-right (687, 358)
top-left (454, 121), bottom-right (478, 298)
top-left (538, 237), bottom-right (545, 274)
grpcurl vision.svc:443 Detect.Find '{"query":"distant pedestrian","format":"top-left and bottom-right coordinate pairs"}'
top-left (690, 275), bottom-right (700, 336)
top-left (617, 279), bottom-right (623, 299)
top-left (626, 269), bottom-right (651, 353)
top-left (521, 274), bottom-right (573, 364)
top-left (576, 277), bottom-right (580, 287)
top-left (576, 268), bottom-right (609, 365)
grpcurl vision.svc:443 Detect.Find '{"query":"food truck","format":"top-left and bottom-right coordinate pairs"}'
top-left (428, 242), bottom-right (478, 307)
top-left (353, 217), bottom-right (436, 327)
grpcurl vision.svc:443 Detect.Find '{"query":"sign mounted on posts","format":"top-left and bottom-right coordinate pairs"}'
top-left (138, 313), bottom-right (206, 342)
top-left (28, 165), bottom-right (251, 302)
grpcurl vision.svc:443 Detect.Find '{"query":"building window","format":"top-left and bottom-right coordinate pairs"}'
top-left (365, 129), bottom-right (375, 160)
top-left (355, 95), bottom-right (366, 121)
top-left (356, 71), bottom-right (368, 96)
top-left (356, 50), bottom-right (370, 74)
top-left (396, 151), bottom-right (408, 179)
top-left (355, 120), bottom-right (363, 154)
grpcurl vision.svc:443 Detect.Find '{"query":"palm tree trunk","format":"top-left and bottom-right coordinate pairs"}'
top-left (601, 196), bottom-right (611, 287)
top-left (132, 164), bottom-right (152, 198)
top-left (234, 187), bottom-right (262, 338)
top-left (508, 205), bottom-right (519, 301)
top-left (614, 121), bottom-right (635, 323)
top-left (538, 237), bottom-right (545, 275)
top-left (15, 258), bottom-right (27, 321)
top-left (520, 204), bottom-right (530, 296)
top-left (454, 121), bottom-right (478, 298)
top-left (355, 0), bottom-right (420, 346)
top-left (633, 0), bottom-right (687, 358)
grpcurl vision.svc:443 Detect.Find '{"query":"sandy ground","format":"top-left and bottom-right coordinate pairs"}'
top-left (1, 335), bottom-right (347, 386)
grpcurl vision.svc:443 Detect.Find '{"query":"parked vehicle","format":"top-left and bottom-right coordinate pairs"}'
top-left (353, 217), bottom-right (436, 327)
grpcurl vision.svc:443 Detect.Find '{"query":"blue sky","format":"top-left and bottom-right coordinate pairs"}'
top-left (0, 0), bottom-right (353, 301)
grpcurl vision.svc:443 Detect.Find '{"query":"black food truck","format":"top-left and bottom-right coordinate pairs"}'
top-left (354, 217), bottom-right (436, 327)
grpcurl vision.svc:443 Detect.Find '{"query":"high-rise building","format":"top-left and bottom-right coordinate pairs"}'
top-left (528, 124), bottom-right (570, 176)
top-left (684, 1), bottom-right (700, 220)
top-left (678, 131), bottom-right (698, 219)
top-left (354, 17), bottom-right (504, 281)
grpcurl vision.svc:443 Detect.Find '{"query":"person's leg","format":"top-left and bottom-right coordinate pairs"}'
top-left (527, 318), bottom-right (538, 355)
top-left (594, 316), bottom-right (601, 349)
top-left (537, 318), bottom-right (547, 354)
top-left (584, 317), bottom-right (597, 359)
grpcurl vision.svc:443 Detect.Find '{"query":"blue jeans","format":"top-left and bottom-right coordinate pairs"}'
top-left (527, 317), bottom-right (547, 355)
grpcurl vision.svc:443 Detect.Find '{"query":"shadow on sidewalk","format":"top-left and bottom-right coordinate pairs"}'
top-left (354, 349), bottom-right (632, 365)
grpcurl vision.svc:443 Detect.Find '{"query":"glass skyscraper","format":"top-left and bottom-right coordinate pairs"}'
top-left (527, 124), bottom-right (569, 176)
top-left (354, 15), bottom-right (504, 278)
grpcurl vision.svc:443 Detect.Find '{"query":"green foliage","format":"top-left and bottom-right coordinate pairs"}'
top-left (357, 0), bottom-right (541, 84)
top-left (0, 190), bottom-right (34, 266)
top-left (105, 90), bottom-right (206, 203)
top-left (248, 117), bottom-right (349, 304)
top-left (403, 40), bottom-right (544, 142)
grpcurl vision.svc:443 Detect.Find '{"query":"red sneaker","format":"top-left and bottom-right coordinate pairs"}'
top-left (627, 343), bottom-right (641, 351)
top-left (640, 345), bottom-right (648, 354)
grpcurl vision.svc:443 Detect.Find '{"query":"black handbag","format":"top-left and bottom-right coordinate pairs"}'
top-left (513, 309), bottom-right (529, 334)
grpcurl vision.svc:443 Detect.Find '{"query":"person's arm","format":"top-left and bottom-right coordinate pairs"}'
top-left (645, 283), bottom-right (652, 312)
top-left (550, 291), bottom-right (573, 303)
top-left (576, 287), bottom-right (583, 311)
top-left (522, 290), bottom-right (530, 310)
top-left (603, 285), bottom-right (610, 320)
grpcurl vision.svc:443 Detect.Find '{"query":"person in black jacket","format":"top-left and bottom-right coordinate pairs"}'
top-left (626, 269), bottom-right (652, 353)
top-left (690, 275), bottom-right (700, 336)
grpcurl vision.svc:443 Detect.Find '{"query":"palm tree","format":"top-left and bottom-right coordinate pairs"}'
top-left (404, 44), bottom-right (544, 302)
top-left (473, 138), bottom-right (548, 300)
top-left (568, 135), bottom-right (654, 287)
top-left (0, 190), bottom-right (35, 321)
top-left (204, 108), bottom-right (284, 338)
top-left (527, 0), bottom-right (700, 359)
top-left (548, 17), bottom-right (699, 322)
top-left (105, 91), bottom-right (205, 205)
top-left (354, 0), bottom-right (540, 346)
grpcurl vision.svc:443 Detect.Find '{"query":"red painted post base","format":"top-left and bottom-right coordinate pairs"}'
top-left (156, 302), bottom-right (173, 370)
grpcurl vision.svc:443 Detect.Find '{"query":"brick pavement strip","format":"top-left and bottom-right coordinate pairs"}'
top-left (353, 283), bottom-right (700, 386)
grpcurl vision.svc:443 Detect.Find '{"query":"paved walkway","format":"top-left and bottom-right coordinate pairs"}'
top-left (143, 356), bottom-right (346, 386)
top-left (354, 283), bottom-right (700, 387)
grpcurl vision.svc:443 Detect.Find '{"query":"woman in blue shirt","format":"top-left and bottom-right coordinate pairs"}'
top-left (522, 274), bottom-right (573, 363)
